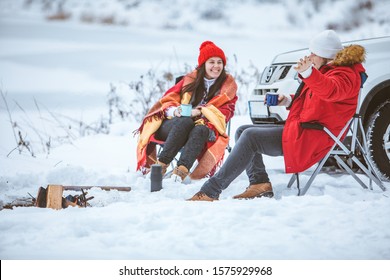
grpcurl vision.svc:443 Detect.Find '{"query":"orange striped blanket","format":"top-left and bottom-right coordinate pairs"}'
top-left (135, 70), bottom-right (237, 179)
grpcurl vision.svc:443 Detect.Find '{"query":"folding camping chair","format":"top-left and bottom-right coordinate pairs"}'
top-left (287, 72), bottom-right (387, 196)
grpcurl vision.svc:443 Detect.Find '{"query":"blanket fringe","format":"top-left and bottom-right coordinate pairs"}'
top-left (133, 110), bottom-right (165, 137)
top-left (207, 152), bottom-right (225, 177)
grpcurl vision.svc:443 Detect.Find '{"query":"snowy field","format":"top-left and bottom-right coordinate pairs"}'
top-left (1, 1), bottom-right (390, 277)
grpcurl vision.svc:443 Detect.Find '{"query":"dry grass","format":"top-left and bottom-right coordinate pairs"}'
top-left (46, 11), bottom-right (71, 21)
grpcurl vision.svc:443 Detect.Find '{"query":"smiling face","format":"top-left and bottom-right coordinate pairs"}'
top-left (309, 52), bottom-right (330, 69)
top-left (204, 57), bottom-right (224, 79)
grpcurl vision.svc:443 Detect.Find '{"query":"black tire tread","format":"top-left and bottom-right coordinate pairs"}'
top-left (366, 101), bottom-right (390, 180)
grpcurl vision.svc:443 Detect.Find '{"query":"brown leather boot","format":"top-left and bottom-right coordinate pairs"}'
top-left (172, 165), bottom-right (189, 182)
top-left (187, 191), bottom-right (217, 202)
top-left (233, 182), bottom-right (274, 199)
top-left (156, 160), bottom-right (169, 176)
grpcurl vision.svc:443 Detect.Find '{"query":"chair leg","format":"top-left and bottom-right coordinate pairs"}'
top-left (334, 155), bottom-right (369, 190)
top-left (346, 129), bottom-right (385, 190)
top-left (287, 154), bottom-right (333, 196)
top-left (354, 129), bottom-right (386, 191)
top-left (351, 117), bottom-right (385, 190)
top-left (352, 154), bottom-right (386, 191)
top-left (299, 156), bottom-right (329, 196)
top-left (287, 174), bottom-right (297, 189)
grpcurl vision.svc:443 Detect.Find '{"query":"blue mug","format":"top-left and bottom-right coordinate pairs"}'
top-left (180, 104), bottom-right (192, 117)
top-left (266, 92), bottom-right (279, 106)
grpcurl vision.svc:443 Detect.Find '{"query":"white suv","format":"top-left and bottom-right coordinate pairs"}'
top-left (248, 36), bottom-right (390, 179)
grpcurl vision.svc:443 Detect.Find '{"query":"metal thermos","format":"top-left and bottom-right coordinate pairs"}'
top-left (150, 164), bottom-right (162, 192)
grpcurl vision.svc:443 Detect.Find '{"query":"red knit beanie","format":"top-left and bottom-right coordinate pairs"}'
top-left (198, 41), bottom-right (226, 66)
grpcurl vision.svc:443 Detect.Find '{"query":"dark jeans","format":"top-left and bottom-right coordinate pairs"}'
top-left (200, 124), bottom-right (284, 199)
top-left (155, 117), bottom-right (210, 170)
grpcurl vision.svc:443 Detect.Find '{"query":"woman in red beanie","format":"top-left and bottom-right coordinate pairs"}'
top-left (136, 41), bottom-right (238, 182)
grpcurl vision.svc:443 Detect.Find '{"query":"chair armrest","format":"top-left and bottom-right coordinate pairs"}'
top-left (300, 122), bottom-right (324, 130)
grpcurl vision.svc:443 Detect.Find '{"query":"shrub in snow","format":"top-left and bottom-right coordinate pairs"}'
top-left (107, 69), bottom-right (176, 123)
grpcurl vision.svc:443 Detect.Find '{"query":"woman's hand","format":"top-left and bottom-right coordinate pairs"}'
top-left (174, 107), bottom-right (182, 117)
top-left (294, 56), bottom-right (312, 73)
top-left (174, 107), bottom-right (201, 118)
top-left (191, 108), bottom-right (202, 118)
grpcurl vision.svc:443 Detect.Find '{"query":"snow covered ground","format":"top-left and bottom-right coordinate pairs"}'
top-left (1, 1), bottom-right (390, 278)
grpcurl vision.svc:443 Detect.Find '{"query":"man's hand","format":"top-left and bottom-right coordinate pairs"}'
top-left (278, 94), bottom-right (286, 104)
top-left (294, 56), bottom-right (312, 73)
top-left (263, 94), bottom-right (285, 106)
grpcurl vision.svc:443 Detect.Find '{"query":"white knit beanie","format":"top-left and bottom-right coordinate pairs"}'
top-left (309, 30), bottom-right (343, 59)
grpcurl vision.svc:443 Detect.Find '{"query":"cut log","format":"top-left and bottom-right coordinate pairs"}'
top-left (46, 185), bottom-right (64, 210)
top-left (36, 186), bottom-right (47, 208)
top-left (62, 186), bottom-right (131, 192)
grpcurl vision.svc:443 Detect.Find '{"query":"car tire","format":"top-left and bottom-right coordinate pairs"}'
top-left (366, 101), bottom-right (390, 180)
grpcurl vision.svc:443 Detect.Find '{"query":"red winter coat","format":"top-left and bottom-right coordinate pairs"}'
top-left (282, 45), bottom-right (366, 173)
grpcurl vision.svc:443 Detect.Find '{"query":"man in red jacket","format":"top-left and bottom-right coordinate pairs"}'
top-left (188, 30), bottom-right (366, 201)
